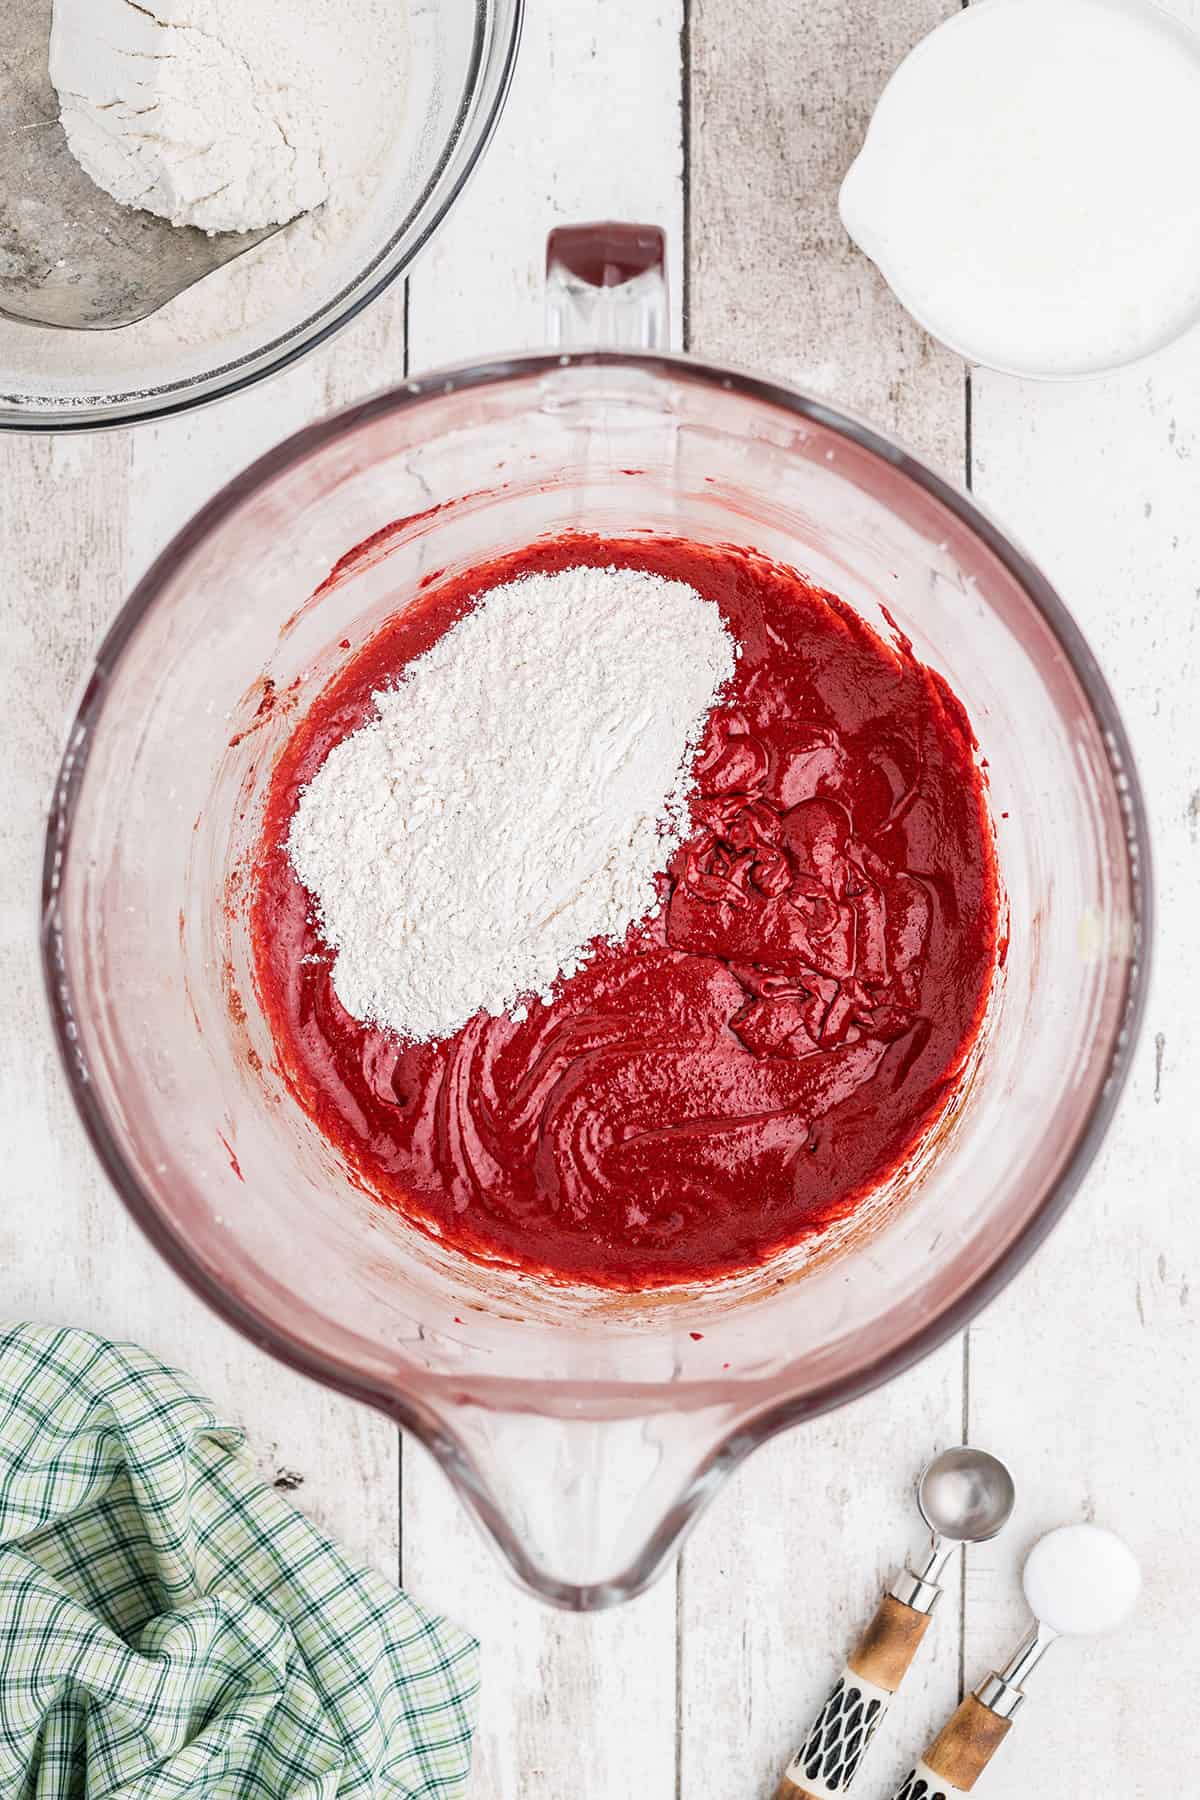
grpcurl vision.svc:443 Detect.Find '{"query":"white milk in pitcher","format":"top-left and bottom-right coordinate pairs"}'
top-left (840, 0), bottom-right (1200, 376)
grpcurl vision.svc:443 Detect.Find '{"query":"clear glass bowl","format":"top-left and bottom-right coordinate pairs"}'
top-left (0, 0), bottom-right (522, 431)
top-left (43, 342), bottom-right (1151, 1608)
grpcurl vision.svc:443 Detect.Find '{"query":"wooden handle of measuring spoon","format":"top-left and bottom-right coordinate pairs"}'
top-left (889, 1696), bottom-right (1013, 1798)
top-left (776, 1595), bottom-right (932, 1798)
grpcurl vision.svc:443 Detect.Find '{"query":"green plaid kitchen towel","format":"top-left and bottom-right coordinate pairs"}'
top-left (0, 1323), bottom-right (479, 1799)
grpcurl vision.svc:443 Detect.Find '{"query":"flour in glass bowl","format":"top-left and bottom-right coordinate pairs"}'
top-left (50, 0), bottom-right (393, 233)
top-left (2, 0), bottom-right (409, 407)
top-left (287, 565), bottom-right (739, 1044)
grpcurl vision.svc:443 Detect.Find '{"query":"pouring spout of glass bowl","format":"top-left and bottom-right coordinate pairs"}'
top-left (403, 1370), bottom-right (776, 1609)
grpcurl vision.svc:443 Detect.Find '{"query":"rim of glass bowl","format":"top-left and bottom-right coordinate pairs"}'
top-left (0, 0), bottom-right (524, 434)
top-left (41, 353), bottom-right (1153, 1570)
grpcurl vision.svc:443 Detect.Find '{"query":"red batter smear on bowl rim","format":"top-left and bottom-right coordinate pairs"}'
top-left (251, 533), bottom-right (999, 1290)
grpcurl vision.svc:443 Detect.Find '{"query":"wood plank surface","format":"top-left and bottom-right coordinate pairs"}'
top-left (956, 4), bottom-right (1199, 1790)
top-left (963, 300), bottom-right (1200, 1796)
top-left (0, 344), bottom-right (406, 1582)
top-left (0, 0), bottom-right (1193, 1796)
top-left (688, 0), bottom-right (964, 468)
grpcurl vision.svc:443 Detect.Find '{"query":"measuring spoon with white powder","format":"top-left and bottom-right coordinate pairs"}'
top-left (888, 1523), bottom-right (1142, 1796)
top-left (840, 0), bottom-right (1200, 377)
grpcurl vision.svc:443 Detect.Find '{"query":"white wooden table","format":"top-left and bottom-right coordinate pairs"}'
top-left (2, 2), bottom-right (1193, 1793)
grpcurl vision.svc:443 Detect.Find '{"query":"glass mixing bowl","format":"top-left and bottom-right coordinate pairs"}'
top-left (43, 228), bottom-right (1150, 1608)
top-left (0, 0), bottom-right (522, 432)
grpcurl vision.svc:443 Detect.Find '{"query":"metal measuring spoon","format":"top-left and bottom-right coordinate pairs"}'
top-left (0, 0), bottom-right (280, 330)
top-left (777, 1447), bottom-right (1016, 1800)
top-left (889, 1522), bottom-right (1140, 1798)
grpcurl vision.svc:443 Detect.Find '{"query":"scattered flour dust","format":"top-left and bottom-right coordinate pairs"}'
top-left (288, 565), bottom-right (739, 1044)
top-left (50, 0), bottom-right (405, 233)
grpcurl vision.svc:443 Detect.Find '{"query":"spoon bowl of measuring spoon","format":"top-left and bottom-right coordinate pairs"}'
top-left (918, 1445), bottom-right (1017, 1549)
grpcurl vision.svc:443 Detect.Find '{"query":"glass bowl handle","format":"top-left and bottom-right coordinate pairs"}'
top-left (545, 221), bottom-right (670, 350)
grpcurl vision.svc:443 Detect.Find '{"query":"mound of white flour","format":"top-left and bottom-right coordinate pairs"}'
top-left (288, 565), bottom-right (738, 1043)
top-left (50, 0), bottom-right (403, 233)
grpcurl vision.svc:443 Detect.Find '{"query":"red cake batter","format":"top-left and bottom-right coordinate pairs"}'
top-left (252, 534), bottom-right (999, 1289)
